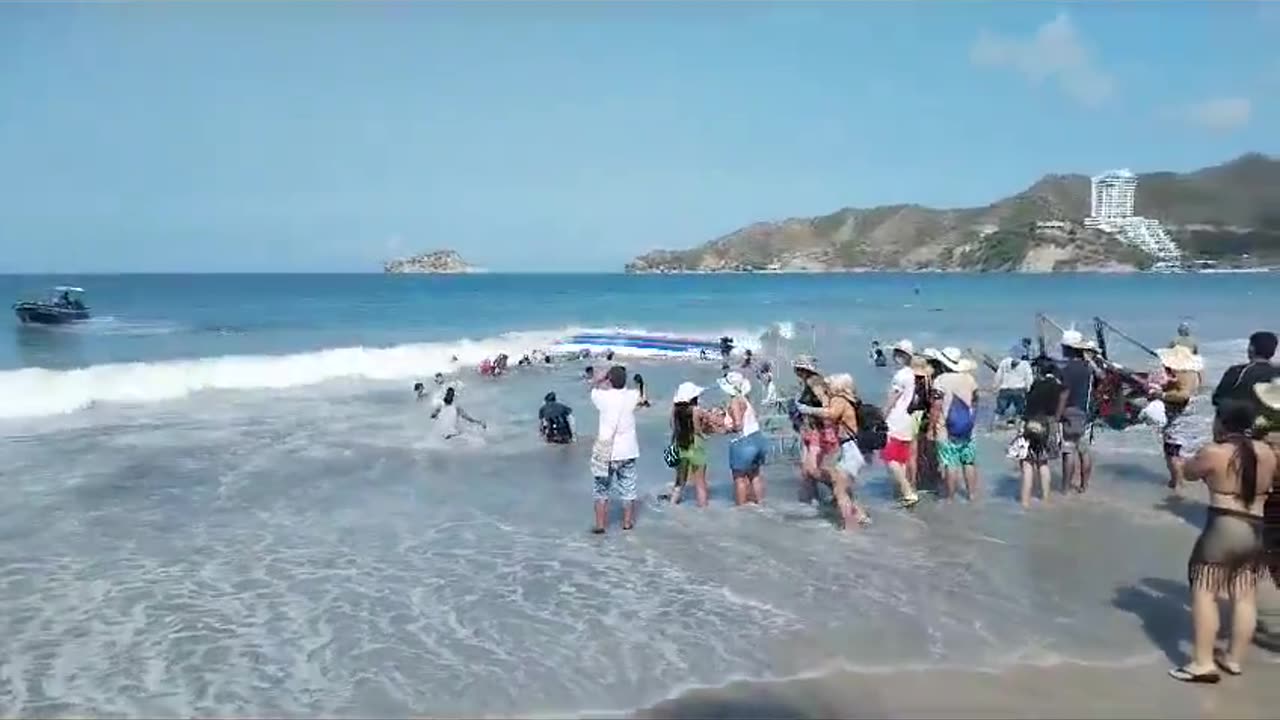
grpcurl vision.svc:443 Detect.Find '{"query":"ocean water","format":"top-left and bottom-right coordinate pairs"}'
top-left (1, 272), bottom-right (1277, 717)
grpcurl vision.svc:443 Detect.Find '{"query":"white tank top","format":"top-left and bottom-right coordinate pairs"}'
top-left (737, 398), bottom-right (759, 437)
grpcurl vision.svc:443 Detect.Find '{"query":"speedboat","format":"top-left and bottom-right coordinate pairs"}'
top-left (13, 286), bottom-right (91, 325)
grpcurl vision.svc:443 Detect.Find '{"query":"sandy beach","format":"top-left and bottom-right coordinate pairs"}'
top-left (639, 645), bottom-right (1280, 720)
top-left (637, 567), bottom-right (1280, 720)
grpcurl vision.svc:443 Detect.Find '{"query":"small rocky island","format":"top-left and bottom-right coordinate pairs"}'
top-left (383, 250), bottom-right (478, 274)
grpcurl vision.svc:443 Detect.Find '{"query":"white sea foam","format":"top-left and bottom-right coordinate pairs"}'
top-left (0, 325), bottom-right (767, 420)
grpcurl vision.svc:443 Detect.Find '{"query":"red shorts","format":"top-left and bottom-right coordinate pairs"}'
top-left (882, 437), bottom-right (912, 465)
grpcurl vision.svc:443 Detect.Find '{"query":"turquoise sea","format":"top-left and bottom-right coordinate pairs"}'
top-left (0, 272), bottom-right (1277, 716)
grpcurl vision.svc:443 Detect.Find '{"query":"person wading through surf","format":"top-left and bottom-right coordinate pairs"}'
top-left (589, 366), bottom-right (648, 533)
top-left (792, 356), bottom-right (837, 504)
top-left (1169, 401), bottom-right (1276, 684)
top-left (431, 387), bottom-right (486, 439)
top-left (665, 382), bottom-right (717, 507)
top-left (720, 371), bottom-right (768, 505)
top-left (882, 340), bottom-right (922, 508)
top-left (538, 392), bottom-right (575, 445)
top-left (993, 344), bottom-right (1033, 427)
top-left (1154, 344), bottom-right (1205, 495)
top-left (915, 349), bottom-right (946, 495)
top-left (933, 348), bottom-right (981, 501)
top-left (1058, 329), bottom-right (1104, 494)
top-left (1016, 357), bottom-right (1066, 507)
top-left (795, 373), bottom-right (872, 529)
top-left (1212, 331), bottom-right (1278, 423)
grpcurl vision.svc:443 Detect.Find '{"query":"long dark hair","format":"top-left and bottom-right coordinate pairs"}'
top-left (673, 398), bottom-right (698, 449)
top-left (1219, 401), bottom-right (1260, 505)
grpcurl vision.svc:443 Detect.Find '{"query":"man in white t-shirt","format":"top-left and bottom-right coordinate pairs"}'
top-left (590, 366), bottom-right (648, 533)
top-left (882, 340), bottom-right (921, 507)
top-left (992, 346), bottom-right (1032, 426)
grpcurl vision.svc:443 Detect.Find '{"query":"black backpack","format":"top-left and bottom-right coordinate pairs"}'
top-left (854, 400), bottom-right (888, 451)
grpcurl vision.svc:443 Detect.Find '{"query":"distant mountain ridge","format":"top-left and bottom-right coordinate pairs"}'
top-left (626, 153), bottom-right (1280, 273)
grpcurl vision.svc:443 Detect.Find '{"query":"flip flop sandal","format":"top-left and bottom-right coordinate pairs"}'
top-left (1168, 666), bottom-right (1220, 684)
top-left (856, 514), bottom-right (873, 526)
top-left (898, 495), bottom-right (922, 509)
top-left (591, 527), bottom-right (606, 535)
top-left (1214, 651), bottom-right (1243, 676)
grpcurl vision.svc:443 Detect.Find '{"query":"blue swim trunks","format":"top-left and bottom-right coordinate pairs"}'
top-left (593, 458), bottom-right (638, 502)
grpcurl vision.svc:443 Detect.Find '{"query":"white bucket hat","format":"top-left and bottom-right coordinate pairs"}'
top-left (1256, 379), bottom-right (1280, 410)
top-left (938, 347), bottom-right (978, 373)
top-left (1060, 329), bottom-right (1098, 351)
top-left (1155, 345), bottom-right (1204, 373)
top-left (717, 371), bottom-right (752, 397)
top-left (673, 382), bottom-right (705, 404)
top-left (890, 339), bottom-right (914, 356)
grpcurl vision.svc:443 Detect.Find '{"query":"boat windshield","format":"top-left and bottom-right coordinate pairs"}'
top-left (47, 286), bottom-right (86, 308)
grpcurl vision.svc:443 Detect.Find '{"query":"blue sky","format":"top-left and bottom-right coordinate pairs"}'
top-left (1, 1), bottom-right (1276, 273)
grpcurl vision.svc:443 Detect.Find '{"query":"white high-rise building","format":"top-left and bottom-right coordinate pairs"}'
top-left (1081, 168), bottom-right (1182, 263)
top-left (1089, 169), bottom-right (1137, 220)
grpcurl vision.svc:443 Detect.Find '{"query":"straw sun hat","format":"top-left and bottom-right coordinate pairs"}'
top-left (937, 347), bottom-right (978, 373)
top-left (1155, 344), bottom-right (1204, 373)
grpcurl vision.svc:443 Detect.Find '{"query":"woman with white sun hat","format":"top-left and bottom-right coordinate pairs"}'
top-left (719, 371), bottom-right (769, 505)
top-left (666, 381), bottom-right (716, 507)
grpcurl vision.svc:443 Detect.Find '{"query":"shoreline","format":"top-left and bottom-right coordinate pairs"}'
top-left (626, 582), bottom-right (1280, 720)
top-left (634, 653), bottom-right (1280, 719)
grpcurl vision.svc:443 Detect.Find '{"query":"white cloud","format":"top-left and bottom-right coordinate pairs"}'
top-left (1183, 97), bottom-right (1252, 132)
top-left (970, 12), bottom-right (1114, 107)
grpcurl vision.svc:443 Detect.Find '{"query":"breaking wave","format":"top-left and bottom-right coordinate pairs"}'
top-left (0, 325), bottom-right (768, 420)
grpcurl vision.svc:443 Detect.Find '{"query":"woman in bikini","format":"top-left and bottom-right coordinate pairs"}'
top-left (1169, 400), bottom-right (1276, 684)
top-left (792, 356), bottom-right (838, 502)
top-left (795, 373), bottom-right (872, 529)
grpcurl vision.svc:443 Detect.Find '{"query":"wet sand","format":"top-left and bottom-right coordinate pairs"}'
top-left (637, 657), bottom-right (1280, 719)
top-left (638, 588), bottom-right (1280, 720)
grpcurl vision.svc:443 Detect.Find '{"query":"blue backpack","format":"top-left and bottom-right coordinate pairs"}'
top-left (945, 395), bottom-right (976, 440)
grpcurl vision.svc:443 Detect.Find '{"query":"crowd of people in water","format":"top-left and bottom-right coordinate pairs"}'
top-left (413, 325), bottom-right (1280, 683)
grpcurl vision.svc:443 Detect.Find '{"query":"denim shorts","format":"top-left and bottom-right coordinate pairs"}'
top-left (728, 432), bottom-right (768, 474)
top-left (593, 458), bottom-right (638, 502)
